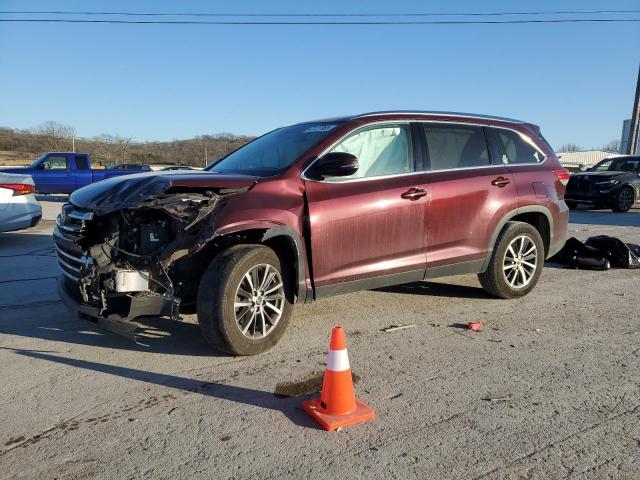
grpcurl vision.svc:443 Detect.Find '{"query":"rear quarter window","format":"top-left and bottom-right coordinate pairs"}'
top-left (492, 128), bottom-right (546, 165)
top-left (75, 155), bottom-right (89, 170)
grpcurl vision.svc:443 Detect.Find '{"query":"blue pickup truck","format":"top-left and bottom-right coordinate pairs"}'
top-left (0, 152), bottom-right (151, 194)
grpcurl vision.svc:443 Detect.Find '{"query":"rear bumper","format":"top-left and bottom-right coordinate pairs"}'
top-left (0, 197), bottom-right (42, 232)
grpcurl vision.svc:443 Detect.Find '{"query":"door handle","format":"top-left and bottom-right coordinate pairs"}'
top-left (491, 176), bottom-right (511, 188)
top-left (401, 187), bottom-right (428, 200)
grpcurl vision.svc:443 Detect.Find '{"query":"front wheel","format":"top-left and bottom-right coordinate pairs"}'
top-left (197, 244), bottom-right (293, 355)
top-left (611, 186), bottom-right (634, 213)
top-left (478, 221), bottom-right (544, 299)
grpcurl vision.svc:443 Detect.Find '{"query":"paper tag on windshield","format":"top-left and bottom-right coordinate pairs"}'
top-left (303, 125), bottom-right (336, 133)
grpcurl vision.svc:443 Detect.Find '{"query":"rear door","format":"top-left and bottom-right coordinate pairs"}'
top-left (32, 154), bottom-right (71, 193)
top-left (418, 123), bottom-right (518, 271)
top-left (304, 123), bottom-right (428, 293)
top-left (486, 127), bottom-right (552, 207)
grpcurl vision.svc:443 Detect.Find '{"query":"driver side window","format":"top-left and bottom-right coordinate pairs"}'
top-left (42, 155), bottom-right (68, 170)
top-left (594, 160), bottom-right (612, 171)
top-left (326, 125), bottom-right (414, 181)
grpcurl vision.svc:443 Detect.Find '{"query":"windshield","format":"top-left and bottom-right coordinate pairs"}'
top-left (592, 157), bottom-right (640, 172)
top-left (29, 153), bottom-right (48, 168)
top-left (206, 122), bottom-right (343, 176)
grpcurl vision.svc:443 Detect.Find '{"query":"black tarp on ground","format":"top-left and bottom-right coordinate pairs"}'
top-left (550, 235), bottom-right (640, 270)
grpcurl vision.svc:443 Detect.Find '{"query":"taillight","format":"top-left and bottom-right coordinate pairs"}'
top-left (552, 168), bottom-right (571, 186)
top-left (0, 183), bottom-right (35, 196)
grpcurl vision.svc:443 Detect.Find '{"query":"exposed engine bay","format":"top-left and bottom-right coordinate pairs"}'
top-left (55, 187), bottom-right (248, 326)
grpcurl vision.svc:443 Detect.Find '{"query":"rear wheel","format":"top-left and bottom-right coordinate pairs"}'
top-left (197, 244), bottom-right (293, 355)
top-left (611, 186), bottom-right (634, 213)
top-left (478, 221), bottom-right (544, 299)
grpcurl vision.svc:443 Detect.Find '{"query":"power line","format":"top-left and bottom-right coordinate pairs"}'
top-left (1, 9), bottom-right (639, 17)
top-left (0, 18), bottom-right (639, 26)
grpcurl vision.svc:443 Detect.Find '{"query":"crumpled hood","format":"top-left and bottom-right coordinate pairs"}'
top-left (70, 170), bottom-right (259, 215)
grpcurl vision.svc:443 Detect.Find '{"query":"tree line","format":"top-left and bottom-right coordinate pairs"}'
top-left (0, 121), bottom-right (253, 167)
top-left (558, 139), bottom-right (621, 153)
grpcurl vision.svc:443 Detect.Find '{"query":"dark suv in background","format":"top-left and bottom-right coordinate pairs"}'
top-left (55, 111), bottom-right (569, 355)
top-left (565, 155), bottom-right (640, 212)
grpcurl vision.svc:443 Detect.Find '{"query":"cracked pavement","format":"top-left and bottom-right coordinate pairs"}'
top-left (0, 203), bottom-right (639, 479)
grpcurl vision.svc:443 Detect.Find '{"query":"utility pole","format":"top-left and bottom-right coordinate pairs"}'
top-left (628, 65), bottom-right (640, 155)
top-left (204, 143), bottom-right (208, 167)
top-left (72, 136), bottom-right (75, 152)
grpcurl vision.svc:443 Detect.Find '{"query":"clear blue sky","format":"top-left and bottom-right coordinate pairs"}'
top-left (1, 0), bottom-right (638, 149)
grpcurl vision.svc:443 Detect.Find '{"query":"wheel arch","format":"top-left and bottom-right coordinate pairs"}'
top-left (195, 222), bottom-right (310, 304)
top-left (482, 205), bottom-right (553, 271)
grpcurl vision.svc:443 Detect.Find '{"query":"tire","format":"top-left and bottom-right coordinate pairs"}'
top-left (478, 221), bottom-right (544, 299)
top-left (611, 186), bottom-right (634, 213)
top-left (565, 201), bottom-right (577, 210)
top-left (197, 244), bottom-right (293, 355)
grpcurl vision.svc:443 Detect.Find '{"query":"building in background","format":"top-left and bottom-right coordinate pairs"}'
top-left (556, 150), bottom-right (615, 170)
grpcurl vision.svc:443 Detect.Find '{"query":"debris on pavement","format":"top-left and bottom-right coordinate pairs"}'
top-left (550, 235), bottom-right (640, 270)
top-left (381, 324), bottom-right (416, 333)
top-left (467, 322), bottom-right (484, 332)
top-left (481, 394), bottom-right (512, 403)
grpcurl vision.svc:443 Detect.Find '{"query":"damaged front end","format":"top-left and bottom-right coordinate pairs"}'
top-left (54, 177), bottom-right (252, 341)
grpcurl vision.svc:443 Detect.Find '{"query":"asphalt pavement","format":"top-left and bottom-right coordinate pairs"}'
top-left (0, 201), bottom-right (638, 479)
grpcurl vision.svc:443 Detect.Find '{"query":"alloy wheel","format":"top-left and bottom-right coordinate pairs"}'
top-left (618, 188), bottom-right (634, 211)
top-left (233, 264), bottom-right (285, 339)
top-left (502, 235), bottom-right (538, 289)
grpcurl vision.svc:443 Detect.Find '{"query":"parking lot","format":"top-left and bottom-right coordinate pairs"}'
top-left (1, 200), bottom-right (639, 479)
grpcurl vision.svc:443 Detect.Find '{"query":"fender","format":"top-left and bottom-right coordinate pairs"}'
top-left (481, 205), bottom-right (554, 271)
top-left (214, 221), bottom-right (311, 304)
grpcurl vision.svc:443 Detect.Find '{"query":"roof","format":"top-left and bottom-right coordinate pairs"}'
top-left (303, 110), bottom-right (532, 128)
top-left (556, 150), bottom-right (616, 167)
top-left (353, 110), bottom-right (528, 124)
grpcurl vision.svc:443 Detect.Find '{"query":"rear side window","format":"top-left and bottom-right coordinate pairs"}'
top-left (41, 155), bottom-right (68, 170)
top-left (75, 155), bottom-right (89, 170)
top-left (326, 124), bottom-right (414, 180)
top-left (421, 124), bottom-right (489, 171)
top-left (492, 128), bottom-right (546, 164)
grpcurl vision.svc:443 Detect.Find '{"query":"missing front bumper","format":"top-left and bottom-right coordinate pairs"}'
top-left (57, 276), bottom-right (179, 343)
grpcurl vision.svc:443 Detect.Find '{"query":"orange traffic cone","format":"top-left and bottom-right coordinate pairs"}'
top-left (302, 326), bottom-right (375, 431)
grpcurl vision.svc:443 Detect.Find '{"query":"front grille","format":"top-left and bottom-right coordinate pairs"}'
top-left (54, 204), bottom-right (94, 284)
top-left (578, 178), bottom-right (592, 194)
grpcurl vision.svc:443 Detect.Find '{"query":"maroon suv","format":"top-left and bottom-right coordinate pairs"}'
top-left (55, 111), bottom-right (569, 354)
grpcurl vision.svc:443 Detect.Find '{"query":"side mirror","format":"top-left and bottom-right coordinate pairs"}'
top-left (307, 152), bottom-right (359, 180)
top-left (579, 163), bottom-right (588, 172)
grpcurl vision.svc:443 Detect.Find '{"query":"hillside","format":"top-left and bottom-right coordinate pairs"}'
top-left (0, 125), bottom-right (253, 167)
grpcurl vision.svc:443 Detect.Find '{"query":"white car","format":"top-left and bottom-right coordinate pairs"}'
top-left (0, 172), bottom-right (42, 232)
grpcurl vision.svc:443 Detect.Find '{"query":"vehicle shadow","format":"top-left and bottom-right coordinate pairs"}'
top-left (35, 194), bottom-right (69, 202)
top-left (0, 231), bottom-right (56, 255)
top-left (9, 348), bottom-right (319, 429)
top-left (374, 281), bottom-right (492, 299)
top-left (1, 308), bottom-right (226, 357)
top-left (569, 208), bottom-right (640, 228)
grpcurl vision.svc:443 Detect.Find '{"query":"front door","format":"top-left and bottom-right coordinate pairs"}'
top-left (304, 123), bottom-right (428, 294)
top-left (33, 154), bottom-right (71, 193)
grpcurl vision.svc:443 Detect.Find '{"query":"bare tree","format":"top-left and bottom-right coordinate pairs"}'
top-left (31, 121), bottom-right (76, 151)
top-left (601, 139), bottom-right (621, 153)
top-left (558, 143), bottom-right (583, 152)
